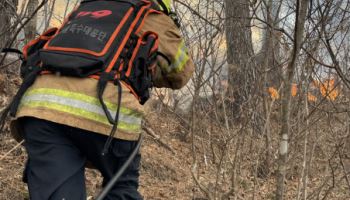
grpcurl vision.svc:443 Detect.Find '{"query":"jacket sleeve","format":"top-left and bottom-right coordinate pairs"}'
top-left (140, 13), bottom-right (195, 89)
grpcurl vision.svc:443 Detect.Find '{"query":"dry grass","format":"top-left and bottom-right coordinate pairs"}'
top-left (1, 60), bottom-right (350, 199)
top-left (1, 103), bottom-right (350, 199)
top-left (0, 111), bottom-right (199, 200)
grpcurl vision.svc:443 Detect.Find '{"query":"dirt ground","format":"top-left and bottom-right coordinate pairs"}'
top-left (2, 104), bottom-right (350, 200)
top-left (0, 111), bottom-right (201, 200)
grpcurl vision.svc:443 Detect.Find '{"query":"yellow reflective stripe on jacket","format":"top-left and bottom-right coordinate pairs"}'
top-left (20, 88), bottom-right (143, 133)
top-left (152, 0), bottom-right (172, 13)
top-left (25, 88), bottom-right (143, 117)
top-left (168, 40), bottom-right (189, 73)
top-left (163, 0), bottom-right (172, 10)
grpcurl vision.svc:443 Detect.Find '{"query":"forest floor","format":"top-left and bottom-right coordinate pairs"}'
top-left (1, 58), bottom-right (349, 199)
top-left (4, 106), bottom-right (346, 200)
top-left (0, 110), bottom-right (201, 200)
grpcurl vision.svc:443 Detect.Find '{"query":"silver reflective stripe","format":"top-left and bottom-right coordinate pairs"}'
top-left (21, 94), bottom-right (142, 125)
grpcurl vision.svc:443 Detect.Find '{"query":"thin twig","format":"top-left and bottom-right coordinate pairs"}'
top-left (0, 0), bottom-right (49, 68)
top-left (174, 0), bottom-right (221, 31)
top-left (0, 140), bottom-right (24, 161)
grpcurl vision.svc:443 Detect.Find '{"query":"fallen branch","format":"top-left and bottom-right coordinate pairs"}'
top-left (142, 123), bottom-right (176, 155)
top-left (0, 140), bottom-right (24, 161)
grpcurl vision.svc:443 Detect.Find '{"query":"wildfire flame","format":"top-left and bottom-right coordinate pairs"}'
top-left (267, 84), bottom-right (297, 100)
top-left (268, 79), bottom-right (339, 102)
top-left (268, 87), bottom-right (280, 100)
top-left (319, 79), bottom-right (339, 101)
top-left (291, 84), bottom-right (298, 97)
top-left (307, 93), bottom-right (317, 102)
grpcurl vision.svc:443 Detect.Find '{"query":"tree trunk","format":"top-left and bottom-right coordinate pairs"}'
top-left (260, 0), bottom-right (278, 178)
top-left (259, 0), bottom-right (283, 86)
top-left (224, 0), bottom-right (254, 120)
top-left (0, 0), bottom-right (18, 49)
top-left (275, 0), bottom-right (309, 199)
top-left (24, 0), bottom-right (39, 43)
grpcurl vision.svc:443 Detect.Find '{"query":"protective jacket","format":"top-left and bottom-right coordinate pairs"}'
top-left (10, 11), bottom-right (194, 142)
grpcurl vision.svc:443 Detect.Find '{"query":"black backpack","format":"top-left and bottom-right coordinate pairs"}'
top-left (24, 0), bottom-right (160, 104)
top-left (1, 0), bottom-right (167, 152)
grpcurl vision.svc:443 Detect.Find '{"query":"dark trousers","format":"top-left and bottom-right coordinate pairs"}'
top-left (20, 117), bottom-right (142, 200)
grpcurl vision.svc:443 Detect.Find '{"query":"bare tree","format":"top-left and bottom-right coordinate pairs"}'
top-left (275, 0), bottom-right (309, 199)
top-left (225, 0), bottom-right (255, 120)
top-left (0, 0), bottom-right (18, 49)
top-left (24, 0), bottom-right (39, 42)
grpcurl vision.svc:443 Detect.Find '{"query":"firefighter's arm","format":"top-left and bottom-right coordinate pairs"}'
top-left (142, 13), bottom-right (194, 89)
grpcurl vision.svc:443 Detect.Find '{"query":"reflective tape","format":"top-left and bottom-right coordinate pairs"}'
top-left (168, 40), bottom-right (189, 73)
top-left (153, 0), bottom-right (172, 12)
top-left (20, 88), bottom-right (143, 132)
top-left (162, 0), bottom-right (172, 11)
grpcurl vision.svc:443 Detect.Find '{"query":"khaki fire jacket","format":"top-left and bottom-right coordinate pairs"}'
top-left (10, 11), bottom-right (194, 142)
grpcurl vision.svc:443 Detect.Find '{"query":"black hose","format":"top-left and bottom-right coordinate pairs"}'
top-left (1, 48), bottom-right (24, 61)
top-left (96, 134), bottom-right (143, 200)
top-left (101, 79), bottom-right (123, 155)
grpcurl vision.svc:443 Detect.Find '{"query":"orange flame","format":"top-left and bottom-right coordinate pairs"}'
top-left (307, 93), bottom-right (317, 102)
top-left (319, 79), bottom-right (339, 101)
top-left (268, 87), bottom-right (280, 100)
top-left (268, 79), bottom-right (340, 102)
top-left (268, 84), bottom-right (297, 100)
top-left (291, 84), bottom-right (298, 97)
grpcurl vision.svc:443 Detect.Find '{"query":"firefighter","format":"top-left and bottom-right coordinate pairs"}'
top-left (9, 0), bottom-right (194, 199)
